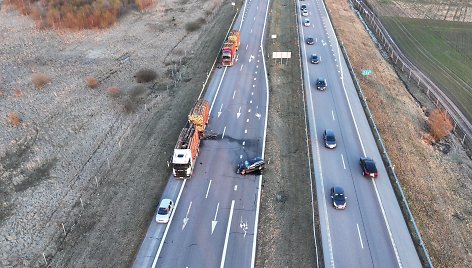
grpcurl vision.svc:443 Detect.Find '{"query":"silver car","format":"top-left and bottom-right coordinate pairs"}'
top-left (155, 199), bottom-right (174, 223)
top-left (323, 129), bottom-right (336, 149)
top-left (303, 19), bottom-right (310, 27)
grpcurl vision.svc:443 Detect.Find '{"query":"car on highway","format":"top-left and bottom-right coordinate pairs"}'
top-left (360, 156), bottom-right (378, 178)
top-left (311, 54), bottom-right (320, 64)
top-left (306, 37), bottom-right (314, 45)
top-left (300, 4), bottom-right (307, 11)
top-left (315, 78), bottom-right (327, 90)
top-left (303, 19), bottom-right (310, 27)
top-left (323, 129), bottom-right (336, 149)
top-left (237, 157), bottom-right (265, 175)
top-left (302, 10), bottom-right (308, 16)
top-left (330, 186), bottom-right (347, 210)
top-left (155, 199), bottom-right (174, 223)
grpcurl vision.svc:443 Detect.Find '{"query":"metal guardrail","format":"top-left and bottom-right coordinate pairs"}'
top-left (324, 1), bottom-right (435, 267)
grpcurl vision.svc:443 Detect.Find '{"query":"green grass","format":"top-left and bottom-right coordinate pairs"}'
top-left (381, 16), bottom-right (472, 120)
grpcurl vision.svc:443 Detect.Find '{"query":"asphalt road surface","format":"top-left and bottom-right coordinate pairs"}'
top-left (298, 1), bottom-right (422, 267)
top-left (133, 0), bottom-right (270, 267)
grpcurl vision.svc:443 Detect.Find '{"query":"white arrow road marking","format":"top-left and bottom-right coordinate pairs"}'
top-left (218, 104), bottom-right (223, 118)
top-left (341, 154), bottom-right (346, 169)
top-left (255, 113), bottom-right (261, 119)
top-left (182, 201), bottom-right (192, 230)
top-left (240, 216), bottom-right (248, 238)
top-left (211, 203), bottom-right (220, 234)
top-left (205, 180), bottom-right (212, 199)
top-left (237, 106), bottom-right (241, 118)
top-left (232, 90), bottom-right (236, 99)
top-left (249, 55), bottom-right (255, 62)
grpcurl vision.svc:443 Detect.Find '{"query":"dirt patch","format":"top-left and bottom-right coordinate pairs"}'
top-left (325, 0), bottom-right (472, 267)
top-left (0, 0), bottom-right (236, 267)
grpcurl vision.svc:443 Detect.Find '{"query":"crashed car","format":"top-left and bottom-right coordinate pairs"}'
top-left (237, 157), bottom-right (265, 175)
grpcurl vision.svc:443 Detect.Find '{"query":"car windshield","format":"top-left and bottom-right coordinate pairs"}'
top-left (326, 135), bottom-right (335, 142)
top-left (366, 161), bottom-right (377, 171)
top-left (317, 80), bottom-right (325, 85)
top-left (333, 193), bottom-right (344, 201)
top-left (158, 207), bottom-right (168, 215)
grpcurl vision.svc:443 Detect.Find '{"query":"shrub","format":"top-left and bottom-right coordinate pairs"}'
top-left (184, 17), bottom-right (206, 32)
top-left (136, 0), bottom-right (154, 11)
top-left (134, 69), bottom-right (157, 83)
top-left (32, 73), bottom-right (50, 90)
top-left (107, 87), bottom-right (121, 98)
top-left (129, 85), bottom-right (146, 98)
top-left (428, 108), bottom-right (453, 141)
top-left (86, 76), bottom-right (99, 88)
top-left (8, 112), bottom-right (21, 127)
top-left (6, 0), bottom-right (155, 30)
top-left (123, 99), bottom-right (137, 113)
top-left (14, 89), bottom-right (24, 97)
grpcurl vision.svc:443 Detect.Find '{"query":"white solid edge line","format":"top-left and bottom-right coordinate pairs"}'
top-left (251, 0), bottom-right (271, 267)
top-left (151, 179), bottom-right (187, 268)
top-left (220, 200), bottom-right (235, 268)
top-left (299, 5), bottom-right (334, 267)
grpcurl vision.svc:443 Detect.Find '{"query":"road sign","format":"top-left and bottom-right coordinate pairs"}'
top-left (362, 69), bottom-right (372, 75)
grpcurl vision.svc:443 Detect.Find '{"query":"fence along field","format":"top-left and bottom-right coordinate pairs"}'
top-left (365, 0), bottom-right (472, 123)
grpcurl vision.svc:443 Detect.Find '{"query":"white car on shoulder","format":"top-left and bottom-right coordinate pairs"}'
top-left (155, 199), bottom-right (174, 223)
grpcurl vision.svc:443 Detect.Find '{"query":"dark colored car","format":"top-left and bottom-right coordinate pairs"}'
top-left (300, 4), bottom-right (307, 11)
top-left (330, 186), bottom-right (346, 210)
top-left (360, 156), bottom-right (378, 178)
top-left (306, 37), bottom-right (314, 45)
top-left (323, 129), bottom-right (336, 149)
top-left (237, 157), bottom-right (265, 175)
top-left (311, 54), bottom-right (320, 64)
top-left (316, 78), bottom-right (327, 90)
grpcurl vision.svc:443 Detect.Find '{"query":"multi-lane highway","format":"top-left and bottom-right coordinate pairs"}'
top-left (298, 0), bottom-right (421, 267)
top-left (133, 0), bottom-right (270, 267)
top-left (133, 0), bottom-right (423, 267)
